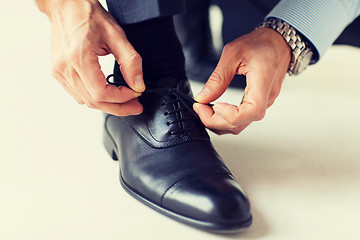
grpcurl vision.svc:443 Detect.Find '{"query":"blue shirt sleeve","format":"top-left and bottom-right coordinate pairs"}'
top-left (266, 0), bottom-right (360, 63)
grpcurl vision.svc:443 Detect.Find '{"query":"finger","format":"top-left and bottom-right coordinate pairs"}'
top-left (96, 99), bottom-right (143, 116)
top-left (58, 79), bottom-right (85, 105)
top-left (193, 103), bottom-right (234, 130)
top-left (194, 44), bottom-right (240, 104)
top-left (231, 122), bottom-right (251, 134)
top-left (213, 71), bottom-right (269, 125)
top-left (52, 68), bottom-right (85, 105)
top-left (105, 26), bottom-right (145, 93)
top-left (67, 67), bottom-right (103, 108)
top-left (267, 91), bottom-right (278, 108)
top-left (67, 68), bottom-right (143, 116)
top-left (73, 50), bottom-right (142, 104)
top-left (267, 81), bottom-right (282, 108)
top-left (193, 103), bottom-right (251, 135)
top-left (211, 122), bottom-right (251, 135)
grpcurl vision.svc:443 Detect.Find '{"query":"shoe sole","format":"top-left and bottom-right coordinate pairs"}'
top-left (103, 128), bottom-right (253, 233)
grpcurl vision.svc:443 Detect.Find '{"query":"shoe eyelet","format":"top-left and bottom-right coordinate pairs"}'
top-left (164, 112), bottom-right (169, 116)
top-left (166, 121), bottom-right (171, 126)
top-left (161, 102), bottom-right (166, 107)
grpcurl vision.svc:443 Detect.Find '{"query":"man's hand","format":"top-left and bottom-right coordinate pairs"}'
top-left (193, 27), bottom-right (291, 135)
top-left (37, 0), bottom-right (145, 116)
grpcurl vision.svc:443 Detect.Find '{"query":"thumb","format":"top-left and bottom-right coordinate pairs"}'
top-left (194, 51), bottom-right (238, 103)
top-left (105, 27), bottom-right (145, 93)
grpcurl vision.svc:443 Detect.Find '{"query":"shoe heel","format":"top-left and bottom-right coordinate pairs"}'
top-left (103, 128), bottom-right (118, 161)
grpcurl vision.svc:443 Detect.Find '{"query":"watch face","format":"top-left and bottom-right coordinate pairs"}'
top-left (294, 49), bottom-right (313, 75)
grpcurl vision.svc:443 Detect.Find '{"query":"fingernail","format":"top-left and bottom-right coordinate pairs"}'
top-left (195, 87), bottom-right (209, 101)
top-left (213, 103), bottom-right (229, 116)
top-left (213, 103), bottom-right (221, 113)
top-left (134, 91), bottom-right (142, 97)
top-left (193, 103), bottom-right (199, 114)
top-left (134, 75), bottom-right (145, 92)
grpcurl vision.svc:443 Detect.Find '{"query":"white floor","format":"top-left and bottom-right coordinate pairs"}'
top-left (1, 1), bottom-right (360, 240)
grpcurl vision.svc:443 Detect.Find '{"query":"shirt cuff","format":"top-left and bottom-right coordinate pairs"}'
top-left (266, 0), bottom-right (353, 63)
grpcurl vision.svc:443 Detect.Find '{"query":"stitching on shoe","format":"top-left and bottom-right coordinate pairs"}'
top-left (160, 170), bottom-right (231, 206)
top-left (121, 115), bottom-right (210, 149)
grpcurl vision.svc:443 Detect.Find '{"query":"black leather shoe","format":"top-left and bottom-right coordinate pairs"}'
top-left (103, 74), bottom-right (252, 232)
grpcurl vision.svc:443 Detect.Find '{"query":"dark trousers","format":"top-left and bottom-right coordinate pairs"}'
top-left (105, 0), bottom-right (185, 25)
top-left (106, 0), bottom-right (360, 48)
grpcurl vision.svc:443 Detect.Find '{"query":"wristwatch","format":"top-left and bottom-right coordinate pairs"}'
top-left (257, 17), bottom-right (314, 76)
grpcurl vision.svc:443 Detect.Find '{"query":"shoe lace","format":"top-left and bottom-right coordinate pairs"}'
top-left (106, 74), bottom-right (212, 135)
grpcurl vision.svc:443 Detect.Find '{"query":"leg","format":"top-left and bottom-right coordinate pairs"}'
top-left (174, 0), bottom-right (248, 88)
top-left (174, 0), bottom-right (219, 84)
top-left (104, 0), bottom-right (252, 232)
top-left (106, 0), bottom-right (186, 25)
top-left (106, 0), bottom-right (187, 82)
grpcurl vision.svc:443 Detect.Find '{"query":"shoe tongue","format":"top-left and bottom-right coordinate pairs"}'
top-left (147, 77), bottom-right (179, 89)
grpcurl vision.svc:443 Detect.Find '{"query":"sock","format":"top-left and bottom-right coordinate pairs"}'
top-left (120, 16), bottom-right (187, 83)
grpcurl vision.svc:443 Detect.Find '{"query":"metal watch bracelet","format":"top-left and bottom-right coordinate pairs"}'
top-left (257, 17), bottom-right (313, 75)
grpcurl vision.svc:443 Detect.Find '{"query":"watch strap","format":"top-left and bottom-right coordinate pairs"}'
top-left (257, 17), bottom-right (313, 75)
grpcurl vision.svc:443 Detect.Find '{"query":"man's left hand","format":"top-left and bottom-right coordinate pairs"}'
top-left (193, 27), bottom-right (291, 135)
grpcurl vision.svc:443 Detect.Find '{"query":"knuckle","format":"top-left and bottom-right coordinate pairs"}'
top-left (106, 22), bottom-right (126, 38)
top-left (267, 101), bottom-right (275, 108)
top-left (267, 92), bottom-right (279, 108)
top-left (226, 117), bottom-right (238, 126)
top-left (51, 68), bottom-right (67, 84)
top-left (76, 99), bottom-right (85, 105)
top-left (125, 51), bottom-right (142, 66)
top-left (230, 129), bottom-right (240, 135)
top-left (50, 60), bottom-right (65, 79)
top-left (223, 42), bottom-right (234, 53)
top-left (213, 130), bottom-right (225, 136)
top-left (231, 129), bottom-right (242, 135)
top-left (116, 26), bottom-right (126, 37)
top-left (91, 91), bottom-right (107, 103)
top-left (208, 71), bottom-right (225, 86)
top-left (51, 59), bottom-right (61, 70)
top-left (254, 107), bottom-right (266, 121)
top-left (233, 130), bottom-right (242, 135)
top-left (229, 118), bottom-right (241, 127)
top-left (86, 102), bottom-right (97, 109)
top-left (270, 89), bottom-right (281, 99)
top-left (51, 67), bottom-right (60, 80)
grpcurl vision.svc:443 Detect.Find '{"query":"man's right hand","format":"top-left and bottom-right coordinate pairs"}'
top-left (37, 0), bottom-right (145, 116)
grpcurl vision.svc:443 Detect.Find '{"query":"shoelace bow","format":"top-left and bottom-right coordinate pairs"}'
top-left (106, 74), bottom-right (212, 135)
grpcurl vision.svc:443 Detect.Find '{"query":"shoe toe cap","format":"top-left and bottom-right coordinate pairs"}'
top-left (161, 172), bottom-right (252, 231)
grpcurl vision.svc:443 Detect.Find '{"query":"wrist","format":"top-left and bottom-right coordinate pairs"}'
top-left (253, 27), bottom-right (292, 72)
top-left (259, 27), bottom-right (292, 59)
top-left (37, 0), bottom-right (98, 21)
top-left (257, 17), bottom-right (314, 75)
